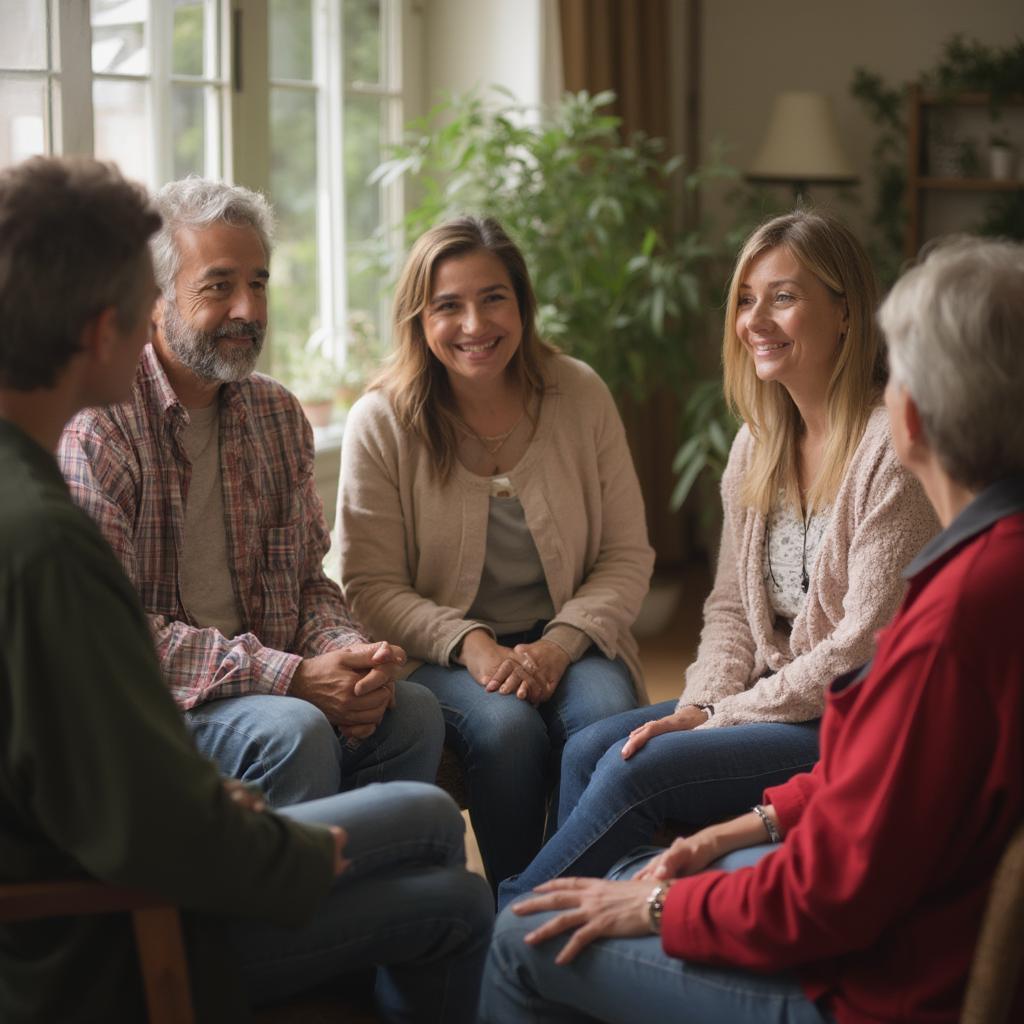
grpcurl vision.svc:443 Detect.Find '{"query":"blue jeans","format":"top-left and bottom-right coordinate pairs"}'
top-left (410, 649), bottom-right (637, 890)
top-left (184, 679), bottom-right (445, 807)
top-left (227, 782), bottom-right (493, 1023)
top-left (498, 700), bottom-right (819, 908)
top-left (481, 845), bottom-right (834, 1024)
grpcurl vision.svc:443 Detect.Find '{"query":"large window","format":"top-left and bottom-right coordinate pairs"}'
top-left (0, 0), bottom-right (406, 412)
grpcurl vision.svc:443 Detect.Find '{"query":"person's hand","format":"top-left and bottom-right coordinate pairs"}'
top-left (328, 826), bottom-right (352, 877)
top-left (222, 778), bottom-right (266, 813)
top-left (511, 877), bottom-right (656, 964)
top-left (508, 639), bottom-right (570, 704)
top-left (458, 629), bottom-right (540, 695)
top-left (620, 705), bottom-right (709, 760)
top-left (633, 831), bottom-right (722, 882)
top-left (291, 641), bottom-right (405, 738)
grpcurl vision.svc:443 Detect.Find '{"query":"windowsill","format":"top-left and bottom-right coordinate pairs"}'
top-left (310, 414), bottom-right (346, 455)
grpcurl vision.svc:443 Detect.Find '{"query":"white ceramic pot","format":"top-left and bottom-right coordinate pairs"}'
top-left (990, 144), bottom-right (1016, 181)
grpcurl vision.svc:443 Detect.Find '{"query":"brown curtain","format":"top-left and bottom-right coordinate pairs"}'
top-left (559, 0), bottom-right (699, 567)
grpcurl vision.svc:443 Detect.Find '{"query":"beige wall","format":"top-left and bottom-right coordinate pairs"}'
top-left (420, 0), bottom-right (546, 109)
top-left (701, 0), bottom-right (1024, 242)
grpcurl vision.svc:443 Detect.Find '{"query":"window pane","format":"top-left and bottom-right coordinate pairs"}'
top-left (269, 0), bottom-right (312, 81)
top-left (0, 0), bottom-right (49, 70)
top-left (343, 0), bottom-right (381, 84)
top-left (171, 83), bottom-right (205, 177)
top-left (269, 86), bottom-right (319, 365)
top-left (0, 77), bottom-right (47, 167)
top-left (172, 1), bottom-right (204, 76)
top-left (93, 77), bottom-right (150, 183)
top-left (344, 93), bottom-right (381, 245)
top-left (91, 0), bottom-right (149, 75)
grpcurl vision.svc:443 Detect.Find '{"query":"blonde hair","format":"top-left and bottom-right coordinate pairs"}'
top-left (374, 216), bottom-right (556, 480)
top-left (722, 210), bottom-right (884, 513)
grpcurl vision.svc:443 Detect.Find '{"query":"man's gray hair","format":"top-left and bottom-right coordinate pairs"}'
top-left (879, 236), bottom-right (1024, 490)
top-left (151, 177), bottom-right (274, 300)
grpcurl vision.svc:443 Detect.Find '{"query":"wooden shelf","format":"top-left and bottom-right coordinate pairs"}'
top-left (914, 177), bottom-right (1024, 191)
top-left (905, 85), bottom-right (1024, 258)
top-left (917, 92), bottom-right (1024, 108)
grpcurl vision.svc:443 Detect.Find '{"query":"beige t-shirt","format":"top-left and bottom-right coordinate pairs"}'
top-left (179, 401), bottom-right (243, 638)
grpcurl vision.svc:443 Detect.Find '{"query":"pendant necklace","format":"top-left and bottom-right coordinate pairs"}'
top-left (456, 410), bottom-right (526, 464)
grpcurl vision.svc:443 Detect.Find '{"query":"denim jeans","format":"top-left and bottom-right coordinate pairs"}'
top-left (410, 647), bottom-right (637, 890)
top-left (184, 679), bottom-right (445, 807)
top-left (225, 782), bottom-right (492, 1023)
top-left (481, 845), bottom-right (835, 1024)
top-left (498, 700), bottom-right (819, 908)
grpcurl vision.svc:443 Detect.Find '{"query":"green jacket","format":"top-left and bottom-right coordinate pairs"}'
top-left (0, 421), bottom-right (335, 1022)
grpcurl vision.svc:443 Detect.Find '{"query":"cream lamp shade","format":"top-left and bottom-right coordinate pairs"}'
top-left (746, 91), bottom-right (858, 188)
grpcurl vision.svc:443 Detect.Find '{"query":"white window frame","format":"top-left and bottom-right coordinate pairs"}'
top-left (2, 0), bottom-right (410, 373)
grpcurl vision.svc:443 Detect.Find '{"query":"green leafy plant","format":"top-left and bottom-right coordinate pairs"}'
top-left (671, 379), bottom-right (739, 511)
top-left (372, 88), bottom-right (739, 404)
top-left (273, 336), bottom-right (346, 407)
top-left (852, 35), bottom-right (1024, 283)
top-left (850, 68), bottom-right (908, 287)
top-left (927, 34), bottom-right (1024, 109)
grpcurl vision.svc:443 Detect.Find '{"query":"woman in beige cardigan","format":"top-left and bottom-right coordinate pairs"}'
top-left (498, 210), bottom-right (940, 908)
top-left (337, 217), bottom-right (654, 890)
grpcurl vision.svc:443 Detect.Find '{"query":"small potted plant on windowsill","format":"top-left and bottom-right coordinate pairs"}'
top-left (274, 338), bottom-right (345, 429)
top-left (989, 134), bottom-right (1016, 181)
top-left (335, 310), bottom-right (387, 412)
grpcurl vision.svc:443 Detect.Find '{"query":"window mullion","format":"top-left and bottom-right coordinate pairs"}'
top-left (203, 0), bottom-right (223, 178)
top-left (314, 0), bottom-right (347, 361)
top-left (56, 0), bottom-right (93, 155)
top-left (149, 0), bottom-right (173, 186)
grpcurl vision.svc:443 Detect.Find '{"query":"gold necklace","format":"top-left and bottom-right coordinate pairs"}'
top-left (456, 411), bottom-right (526, 457)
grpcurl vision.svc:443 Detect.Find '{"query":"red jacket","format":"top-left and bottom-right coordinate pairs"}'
top-left (662, 482), bottom-right (1024, 1023)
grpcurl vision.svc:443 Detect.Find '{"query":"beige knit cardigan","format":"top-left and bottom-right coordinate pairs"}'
top-left (680, 406), bottom-right (940, 727)
top-left (337, 354), bottom-right (656, 699)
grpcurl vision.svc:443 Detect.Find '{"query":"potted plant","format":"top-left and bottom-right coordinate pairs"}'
top-left (989, 133), bottom-right (1016, 180)
top-left (335, 309), bottom-right (388, 410)
top-left (273, 335), bottom-right (345, 428)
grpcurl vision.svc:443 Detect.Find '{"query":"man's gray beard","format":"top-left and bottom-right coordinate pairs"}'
top-left (161, 301), bottom-right (265, 383)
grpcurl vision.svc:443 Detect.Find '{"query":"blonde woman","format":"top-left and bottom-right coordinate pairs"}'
top-left (337, 217), bottom-right (654, 890)
top-left (499, 209), bottom-right (940, 907)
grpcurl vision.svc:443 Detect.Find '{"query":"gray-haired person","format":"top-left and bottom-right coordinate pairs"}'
top-left (58, 176), bottom-right (444, 806)
top-left (1, 156), bottom-right (491, 1023)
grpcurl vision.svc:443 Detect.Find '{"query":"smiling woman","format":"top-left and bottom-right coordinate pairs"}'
top-left (336, 216), bottom-right (655, 893)
top-left (496, 209), bottom-right (940, 911)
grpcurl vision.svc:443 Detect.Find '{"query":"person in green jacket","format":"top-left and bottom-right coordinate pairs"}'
top-left (0, 155), bottom-right (492, 1023)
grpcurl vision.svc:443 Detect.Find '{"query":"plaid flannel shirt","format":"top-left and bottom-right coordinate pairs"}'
top-left (58, 344), bottom-right (366, 710)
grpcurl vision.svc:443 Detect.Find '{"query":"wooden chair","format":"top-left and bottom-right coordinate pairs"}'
top-left (0, 880), bottom-right (382, 1023)
top-left (435, 745), bottom-right (468, 809)
top-left (0, 879), bottom-right (194, 1024)
top-left (961, 821), bottom-right (1024, 1024)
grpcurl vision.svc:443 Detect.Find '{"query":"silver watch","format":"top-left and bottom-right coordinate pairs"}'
top-left (646, 882), bottom-right (671, 933)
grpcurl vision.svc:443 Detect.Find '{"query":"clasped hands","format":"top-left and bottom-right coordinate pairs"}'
top-left (457, 629), bottom-right (570, 705)
top-left (290, 640), bottom-right (406, 739)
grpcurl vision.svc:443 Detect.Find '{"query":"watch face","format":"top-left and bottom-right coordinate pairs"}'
top-left (647, 884), bottom-right (667, 932)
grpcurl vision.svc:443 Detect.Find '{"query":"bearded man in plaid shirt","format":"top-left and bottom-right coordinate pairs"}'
top-left (58, 177), bottom-right (444, 806)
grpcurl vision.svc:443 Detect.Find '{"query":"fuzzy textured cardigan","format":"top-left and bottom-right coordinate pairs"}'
top-left (337, 354), bottom-right (655, 698)
top-left (680, 406), bottom-right (940, 727)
